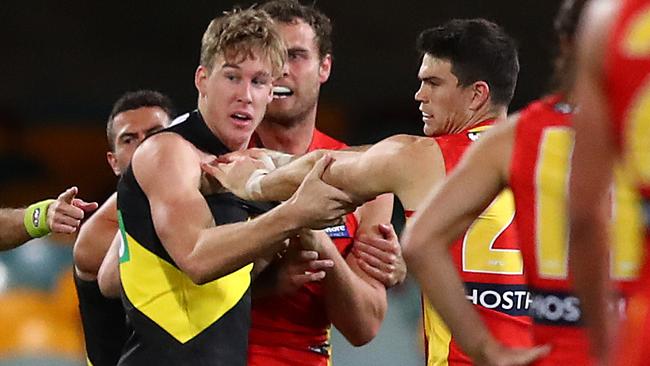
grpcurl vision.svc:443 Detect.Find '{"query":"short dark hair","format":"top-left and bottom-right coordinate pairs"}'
top-left (106, 90), bottom-right (175, 151)
top-left (260, 0), bottom-right (333, 59)
top-left (416, 18), bottom-right (519, 107)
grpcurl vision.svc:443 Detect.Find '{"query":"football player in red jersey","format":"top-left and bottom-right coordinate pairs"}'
top-left (247, 2), bottom-right (404, 365)
top-left (570, 0), bottom-right (650, 364)
top-left (204, 18), bottom-right (538, 366)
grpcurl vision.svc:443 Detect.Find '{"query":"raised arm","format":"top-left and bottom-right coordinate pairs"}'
top-left (402, 121), bottom-right (549, 365)
top-left (203, 134), bottom-right (445, 209)
top-left (135, 133), bottom-right (359, 285)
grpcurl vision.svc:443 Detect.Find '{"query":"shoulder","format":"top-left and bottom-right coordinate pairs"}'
top-left (374, 134), bottom-right (440, 156)
top-left (131, 132), bottom-right (203, 191)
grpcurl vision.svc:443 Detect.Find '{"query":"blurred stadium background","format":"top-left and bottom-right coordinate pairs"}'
top-left (0, 1), bottom-right (563, 364)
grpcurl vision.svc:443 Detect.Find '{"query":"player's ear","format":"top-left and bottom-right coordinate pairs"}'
top-left (319, 54), bottom-right (332, 84)
top-left (195, 65), bottom-right (209, 97)
top-left (107, 151), bottom-right (121, 176)
top-left (469, 81), bottom-right (490, 111)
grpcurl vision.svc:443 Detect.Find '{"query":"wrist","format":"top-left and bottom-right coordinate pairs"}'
top-left (24, 199), bottom-right (55, 238)
top-left (275, 201), bottom-right (306, 235)
top-left (244, 169), bottom-right (269, 200)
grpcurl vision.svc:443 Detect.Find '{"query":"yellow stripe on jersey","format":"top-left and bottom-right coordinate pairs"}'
top-left (612, 166), bottom-right (644, 280)
top-left (119, 231), bottom-right (252, 343)
top-left (626, 79), bottom-right (650, 185)
top-left (423, 297), bottom-right (451, 366)
top-left (535, 127), bottom-right (573, 279)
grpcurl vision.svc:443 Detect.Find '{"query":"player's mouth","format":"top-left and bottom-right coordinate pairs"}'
top-left (272, 86), bottom-right (294, 99)
top-left (421, 111), bottom-right (433, 122)
top-left (230, 111), bottom-right (254, 127)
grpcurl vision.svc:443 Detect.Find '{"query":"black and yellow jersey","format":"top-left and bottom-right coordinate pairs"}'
top-left (116, 110), bottom-right (271, 365)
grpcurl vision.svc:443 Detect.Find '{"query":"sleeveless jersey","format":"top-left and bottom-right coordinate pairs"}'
top-left (116, 111), bottom-right (272, 365)
top-left (248, 129), bottom-right (358, 366)
top-left (604, 1), bottom-right (650, 364)
top-left (509, 95), bottom-right (593, 365)
top-left (408, 120), bottom-right (532, 366)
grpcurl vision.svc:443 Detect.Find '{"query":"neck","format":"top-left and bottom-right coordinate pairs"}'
top-left (197, 103), bottom-right (250, 151)
top-left (257, 108), bottom-right (317, 155)
top-left (451, 105), bottom-right (507, 134)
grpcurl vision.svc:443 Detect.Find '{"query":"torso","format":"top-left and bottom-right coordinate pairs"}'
top-left (248, 129), bottom-right (357, 366)
top-left (116, 111), bottom-right (271, 366)
top-left (409, 120), bottom-right (532, 366)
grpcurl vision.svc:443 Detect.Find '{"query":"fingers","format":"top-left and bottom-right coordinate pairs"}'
top-left (57, 186), bottom-right (78, 204)
top-left (505, 345), bottom-right (551, 366)
top-left (72, 198), bottom-right (99, 213)
top-left (306, 155), bottom-right (333, 180)
top-left (200, 161), bottom-right (227, 181)
top-left (47, 202), bottom-right (84, 234)
top-left (354, 241), bottom-right (398, 265)
top-left (356, 257), bottom-right (391, 285)
top-left (377, 223), bottom-right (397, 239)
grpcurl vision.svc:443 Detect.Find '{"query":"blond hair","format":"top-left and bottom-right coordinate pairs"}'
top-left (200, 8), bottom-right (286, 77)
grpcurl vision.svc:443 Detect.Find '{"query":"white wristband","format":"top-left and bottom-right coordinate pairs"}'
top-left (245, 169), bottom-right (269, 200)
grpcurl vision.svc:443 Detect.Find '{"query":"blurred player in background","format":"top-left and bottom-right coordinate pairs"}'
top-left (570, 0), bottom-right (650, 364)
top-left (73, 90), bottom-right (174, 366)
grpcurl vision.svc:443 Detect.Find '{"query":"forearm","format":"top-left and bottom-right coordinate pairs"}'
top-left (402, 226), bottom-right (491, 359)
top-left (318, 234), bottom-right (386, 346)
top-left (187, 202), bottom-right (300, 284)
top-left (0, 208), bottom-right (30, 250)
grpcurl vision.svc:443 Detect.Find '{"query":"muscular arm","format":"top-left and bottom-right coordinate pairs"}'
top-left (569, 0), bottom-right (620, 360)
top-left (207, 134), bottom-right (445, 210)
top-left (402, 121), bottom-right (546, 364)
top-left (302, 228), bottom-right (387, 346)
top-left (73, 193), bottom-right (118, 280)
top-left (136, 133), bottom-right (353, 285)
top-left (352, 194), bottom-right (407, 287)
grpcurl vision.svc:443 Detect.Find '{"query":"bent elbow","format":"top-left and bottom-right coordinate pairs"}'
top-left (73, 243), bottom-right (101, 278)
top-left (345, 323), bottom-right (381, 347)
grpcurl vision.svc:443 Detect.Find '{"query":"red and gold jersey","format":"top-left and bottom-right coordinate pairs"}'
top-left (510, 95), bottom-right (591, 365)
top-left (248, 129), bottom-right (357, 366)
top-left (606, 0), bottom-right (650, 200)
top-left (408, 120), bottom-right (532, 366)
top-left (510, 95), bottom-right (643, 365)
top-left (604, 1), bottom-right (650, 364)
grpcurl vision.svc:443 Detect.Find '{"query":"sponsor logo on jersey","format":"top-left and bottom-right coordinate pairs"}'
top-left (464, 282), bottom-right (531, 316)
top-left (324, 223), bottom-right (351, 238)
top-left (530, 288), bottom-right (628, 326)
top-left (529, 290), bottom-right (582, 326)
